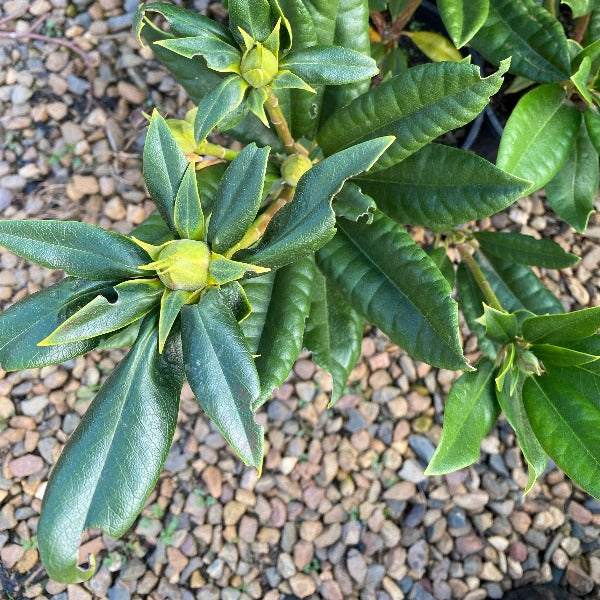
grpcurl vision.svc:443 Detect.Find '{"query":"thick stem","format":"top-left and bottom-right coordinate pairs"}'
top-left (196, 141), bottom-right (240, 161)
top-left (265, 87), bottom-right (296, 155)
top-left (393, 0), bottom-right (423, 34)
top-left (547, 0), bottom-right (557, 17)
top-left (573, 12), bottom-right (591, 44)
top-left (457, 245), bottom-right (504, 312)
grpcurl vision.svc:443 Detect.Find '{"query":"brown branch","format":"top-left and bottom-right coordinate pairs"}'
top-left (392, 0), bottom-right (423, 35)
top-left (572, 12), bottom-right (591, 44)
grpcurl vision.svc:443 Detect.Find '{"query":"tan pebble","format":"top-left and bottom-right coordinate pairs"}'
top-left (0, 544), bottom-right (24, 569)
top-left (67, 175), bottom-right (100, 201)
top-left (383, 481), bottom-right (415, 502)
top-left (568, 500), bottom-right (593, 525)
top-left (223, 500), bottom-right (245, 526)
top-left (104, 197), bottom-right (126, 220)
top-left (293, 540), bottom-right (313, 570)
top-left (288, 573), bottom-right (316, 598)
top-left (66, 583), bottom-right (92, 600)
top-left (0, 396), bottom-right (15, 419)
top-left (9, 454), bottom-right (44, 477)
top-left (201, 465), bottom-right (222, 498)
top-left (117, 81), bottom-right (147, 104)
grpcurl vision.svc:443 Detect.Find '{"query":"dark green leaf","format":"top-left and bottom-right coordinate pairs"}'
top-left (304, 267), bottom-right (364, 405)
top-left (584, 107), bottom-right (600, 154)
top-left (196, 163), bottom-right (228, 216)
top-left (334, 182), bottom-right (377, 224)
top-left (174, 163), bottom-right (204, 241)
top-left (546, 121), bottom-right (599, 233)
top-left (40, 279), bottom-right (164, 345)
top-left (524, 375), bottom-right (600, 498)
top-left (497, 85), bottom-right (581, 194)
top-left (38, 313), bottom-right (184, 583)
top-left (240, 136), bottom-right (394, 269)
top-left (208, 144), bottom-right (270, 254)
top-left (316, 210), bottom-right (467, 370)
top-left (220, 281), bottom-right (252, 322)
top-left (242, 257), bottom-right (314, 409)
top-left (96, 320), bottom-right (142, 351)
top-left (438, 0), bottom-right (489, 48)
top-left (317, 60), bottom-right (508, 171)
top-left (497, 375), bottom-right (547, 493)
top-left (280, 46), bottom-right (378, 84)
top-left (471, 0), bottom-right (571, 82)
top-left (181, 289), bottom-right (263, 468)
top-left (144, 110), bottom-right (189, 235)
top-left (474, 231), bottom-right (580, 268)
top-left (131, 211), bottom-right (174, 245)
top-left (427, 247), bottom-right (455, 289)
top-left (356, 144), bottom-right (529, 230)
top-left (532, 344), bottom-right (600, 367)
top-left (521, 306), bottom-right (600, 344)
top-left (194, 75), bottom-right (247, 143)
top-left (0, 220), bottom-right (148, 280)
top-left (476, 252), bottom-right (564, 315)
top-left (476, 304), bottom-right (518, 344)
top-left (158, 289), bottom-right (191, 353)
top-left (228, 0), bottom-right (273, 44)
top-left (426, 358), bottom-right (499, 474)
top-left (208, 254), bottom-right (269, 284)
top-left (0, 278), bottom-right (111, 371)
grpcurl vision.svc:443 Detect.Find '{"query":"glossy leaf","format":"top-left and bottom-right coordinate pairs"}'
top-left (240, 272), bottom-right (276, 355)
top-left (356, 144), bottom-right (529, 230)
top-left (228, 0), bottom-right (273, 44)
top-left (334, 182), bottom-right (376, 225)
top-left (280, 46), bottom-right (378, 84)
top-left (194, 75), bottom-right (247, 143)
top-left (158, 289), bottom-right (191, 353)
top-left (243, 257), bottom-right (314, 409)
top-left (497, 85), bottom-right (581, 194)
top-left (471, 0), bottom-right (571, 83)
top-left (546, 121), bottom-right (599, 233)
top-left (476, 304), bottom-right (518, 344)
top-left (571, 56), bottom-right (594, 106)
top-left (524, 376), bottom-right (600, 498)
top-left (208, 254), bottom-right (269, 285)
top-left (304, 267), bottom-right (364, 406)
top-left (0, 220), bottom-right (148, 281)
top-left (174, 164), bottom-right (204, 241)
top-left (584, 107), bottom-right (600, 154)
top-left (220, 281), bottom-right (252, 323)
top-left (404, 31), bottom-right (462, 62)
top-left (474, 231), bottom-right (580, 268)
top-left (0, 278), bottom-right (111, 371)
top-left (144, 111), bottom-right (189, 235)
top-left (317, 60), bottom-right (508, 171)
top-left (181, 289), bottom-right (263, 468)
top-left (240, 136), bottom-right (394, 269)
top-left (40, 279), bottom-right (164, 345)
top-left (155, 35), bottom-right (242, 74)
top-left (532, 344), bottom-right (600, 367)
top-left (131, 211), bottom-right (174, 245)
top-left (437, 0), bottom-right (489, 48)
top-left (497, 376), bottom-right (547, 493)
top-left (426, 359), bottom-right (499, 475)
top-left (476, 252), bottom-right (564, 315)
top-left (208, 144), bottom-right (270, 254)
top-left (427, 247), bottom-right (455, 289)
top-left (521, 306), bottom-right (600, 345)
top-left (38, 313), bottom-right (184, 583)
top-left (316, 210), bottom-right (467, 370)
top-left (96, 320), bottom-right (142, 351)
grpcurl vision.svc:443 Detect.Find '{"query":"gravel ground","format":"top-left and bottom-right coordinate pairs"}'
top-left (1, 2), bottom-right (600, 599)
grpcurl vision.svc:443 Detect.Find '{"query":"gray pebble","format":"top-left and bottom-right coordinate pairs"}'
top-left (408, 435), bottom-right (436, 464)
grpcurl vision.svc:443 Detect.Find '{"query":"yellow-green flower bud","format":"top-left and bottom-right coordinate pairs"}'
top-left (518, 350), bottom-right (544, 376)
top-left (153, 240), bottom-right (211, 291)
top-left (241, 43), bottom-right (279, 87)
top-left (281, 153), bottom-right (313, 187)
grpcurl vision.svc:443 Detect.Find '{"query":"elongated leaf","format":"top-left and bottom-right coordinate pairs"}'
top-left (240, 272), bottom-right (276, 354)
top-left (532, 344), bottom-right (600, 367)
top-left (208, 144), bottom-right (270, 254)
top-left (181, 289), bottom-right (263, 468)
top-left (158, 289), bottom-right (191, 353)
top-left (228, 0), bottom-right (273, 44)
top-left (476, 252), bottom-right (564, 315)
top-left (0, 279), bottom-right (110, 371)
top-left (245, 257), bottom-right (314, 409)
top-left (155, 36), bottom-right (242, 74)
top-left (208, 254), bottom-right (269, 284)
top-left (571, 57), bottom-right (594, 106)
top-left (497, 85), bottom-right (581, 194)
top-left (304, 267), bottom-right (364, 406)
top-left (334, 182), bottom-right (376, 224)
top-left (563, 0), bottom-right (599, 18)
top-left (524, 376), bottom-right (600, 498)
top-left (131, 211), bottom-right (173, 245)
top-left (474, 231), bottom-right (580, 268)
top-left (174, 164), bottom-right (204, 241)
top-left (0, 220), bottom-right (148, 280)
top-left (38, 313), bottom-right (184, 583)
top-left (96, 320), bottom-right (142, 351)
top-left (404, 31), bottom-right (463, 62)
top-left (477, 304), bottom-right (518, 344)
top-left (144, 111), bottom-right (189, 235)
top-left (471, 0), bottom-right (571, 82)
top-left (194, 76), bottom-right (247, 143)
top-left (280, 46), bottom-right (378, 84)
top-left (196, 163), bottom-right (228, 216)
top-left (220, 281), bottom-right (252, 322)
top-left (546, 121), bottom-right (599, 233)
top-left (40, 279), bottom-right (164, 345)
top-left (356, 144), bottom-right (529, 230)
top-left (438, 0), bottom-right (489, 48)
top-left (427, 247), bottom-right (455, 289)
top-left (497, 376), bottom-right (547, 493)
top-left (317, 60), bottom-right (508, 171)
top-left (584, 107), bottom-right (600, 154)
top-left (316, 210), bottom-right (467, 370)
top-left (426, 359), bottom-right (499, 474)
top-left (240, 136), bottom-right (394, 269)
top-left (522, 306), bottom-right (600, 344)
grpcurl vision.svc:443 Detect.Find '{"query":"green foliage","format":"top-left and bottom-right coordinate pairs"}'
top-left (4, 0), bottom-right (600, 584)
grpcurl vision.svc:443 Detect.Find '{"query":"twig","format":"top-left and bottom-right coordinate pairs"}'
top-left (457, 244), bottom-right (504, 312)
top-left (392, 0), bottom-right (423, 35)
top-left (573, 12), bottom-right (591, 44)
